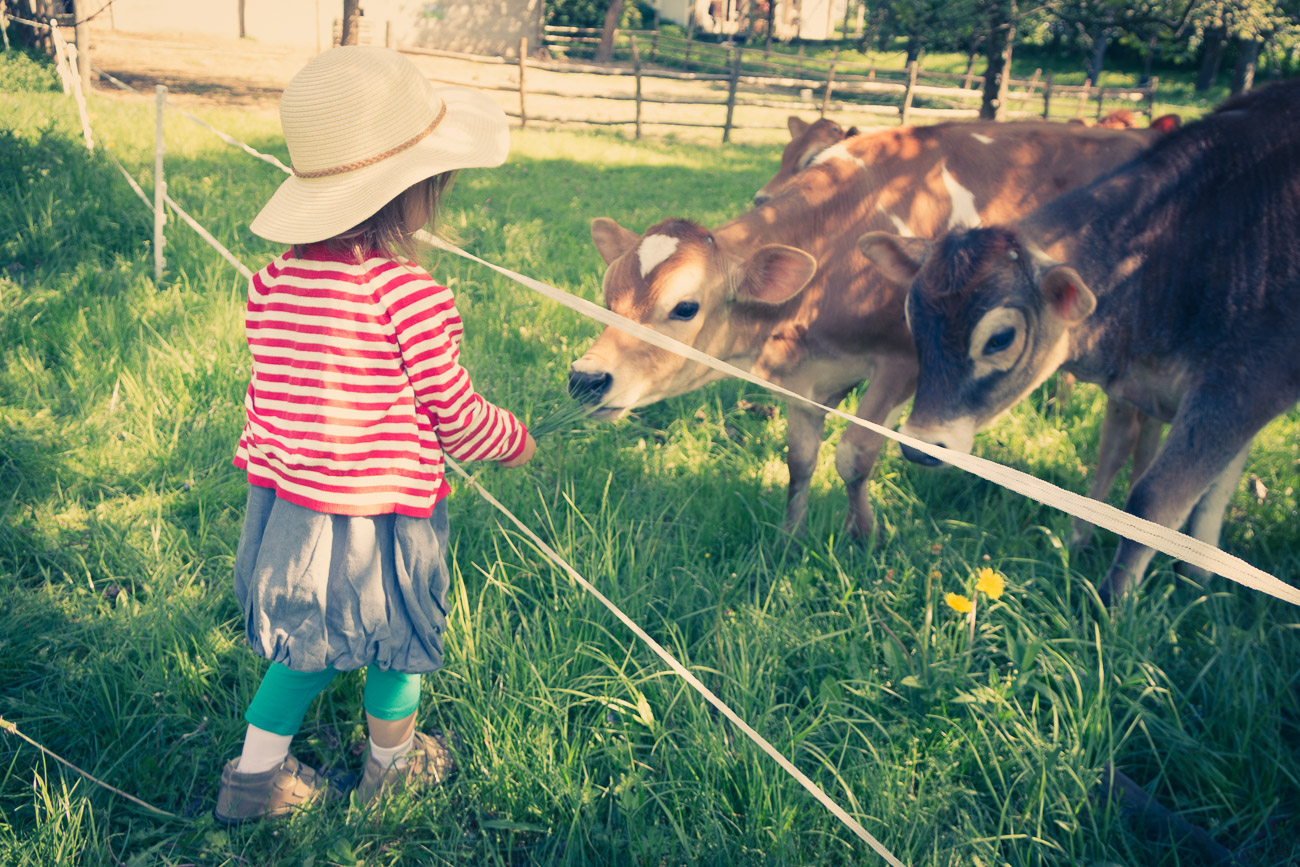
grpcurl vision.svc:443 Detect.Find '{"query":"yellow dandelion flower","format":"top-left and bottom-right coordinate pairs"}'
top-left (944, 592), bottom-right (973, 613)
top-left (975, 568), bottom-right (1005, 600)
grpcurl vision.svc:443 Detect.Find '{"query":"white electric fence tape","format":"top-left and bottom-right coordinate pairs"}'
top-left (416, 230), bottom-right (1300, 609)
top-left (445, 459), bottom-right (907, 866)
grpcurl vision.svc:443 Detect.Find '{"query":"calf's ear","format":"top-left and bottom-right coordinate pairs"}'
top-left (1039, 266), bottom-right (1096, 323)
top-left (591, 218), bottom-right (642, 265)
top-left (787, 116), bottom-right (809, 139)
top-left (858, 232), bottom-right (930, 286)
top-left (738, 244), bottom-right (817, 305)
top-left (1151, 113), bottom-right (1181, 134)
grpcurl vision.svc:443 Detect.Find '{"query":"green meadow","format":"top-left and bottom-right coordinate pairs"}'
top-left (2, 49), bottom-right (1299, 865)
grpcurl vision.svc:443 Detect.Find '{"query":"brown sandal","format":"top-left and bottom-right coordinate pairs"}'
top-left (355, 730), bottom-right (458, 805)
top-left (214, 754), bottom-right (346, 824)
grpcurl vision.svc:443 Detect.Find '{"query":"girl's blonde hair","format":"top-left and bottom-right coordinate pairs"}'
top-left (297, 171), bottom-right (458, 261)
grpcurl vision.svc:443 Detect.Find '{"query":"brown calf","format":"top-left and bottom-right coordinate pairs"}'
top-left (752, 116), bottom-right (860, 205)
top-left (569, 119), bottom-right (1163, 538)
top-left (860, 79), bottom-right (1300, 600)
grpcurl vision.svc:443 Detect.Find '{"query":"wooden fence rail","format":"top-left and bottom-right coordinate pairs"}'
top-left (404, 31), bottom-right (1159, 143)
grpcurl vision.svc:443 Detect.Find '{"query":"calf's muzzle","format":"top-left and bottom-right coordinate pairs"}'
top-left (568, 369), bottom-right (613, 404)
top-left (900, 442), bottom-right (945, 467)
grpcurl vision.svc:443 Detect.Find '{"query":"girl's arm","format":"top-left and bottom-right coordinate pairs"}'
top-left (386, 275), bottom-right (529, 464)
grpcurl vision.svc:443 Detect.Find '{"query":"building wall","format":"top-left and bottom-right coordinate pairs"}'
top-left (392, 0), bottom-right (540, 57)
top-left (98, 0), bottom-right (540, 57)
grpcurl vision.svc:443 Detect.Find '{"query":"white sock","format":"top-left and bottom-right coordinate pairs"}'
top-left (368, 733), bottom-right (414, 770)
top-left (235, 724), bottom-right (293, 774)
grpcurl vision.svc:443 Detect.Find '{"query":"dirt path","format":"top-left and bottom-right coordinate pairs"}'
top-left (83, 26), bottom-right (802, 145)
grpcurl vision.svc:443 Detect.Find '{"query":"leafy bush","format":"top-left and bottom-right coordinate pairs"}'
top-left (0, 47), bottom-right (59, 93)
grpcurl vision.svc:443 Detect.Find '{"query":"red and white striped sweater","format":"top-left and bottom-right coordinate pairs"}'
top-left (234, 245), bottom-right (528, 517)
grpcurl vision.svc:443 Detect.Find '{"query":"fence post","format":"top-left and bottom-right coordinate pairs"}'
top-left (1095, 85), bottom-right (1106, 120)
top-left (72, 0), bottom-right (91, 96)
top-left (723, 46), bottom-right (741, 143)
top-left (1042, 73), bottom-right (1053, 119)
top-left (649, 31), bottom-right (658, 64)
top-left (49, 18), bottom-right (71, 95)
top-left (154, 85), bottom-right (167, 283)
top-left (518, 37), bottom-right (528, 129)
top-left (900, 60), bottom-right (918, 126)
top-left (630, 35), bottom-right (643, 140)
top-left (820, 47), bottom-right (838, 118)
top-left (1146, 75), bottom-right (1159, 120)
top-left (1075, 78), bottom-right (1091, 117)
top-left (1020, 68), bottom-right (1040, 113)
top-left (1, 8), bottom-right (10, 52)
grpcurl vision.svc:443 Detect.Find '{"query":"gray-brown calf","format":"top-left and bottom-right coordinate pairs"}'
top-left (861, 79), bottom-right (1300, 601)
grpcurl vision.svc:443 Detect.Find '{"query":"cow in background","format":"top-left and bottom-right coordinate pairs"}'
top-left (569, 119), bottom-right (1165, 539)
top-left (752, 116), bottom-right (860, 205)
top-left (860, 79), bottom-right (1300, 600)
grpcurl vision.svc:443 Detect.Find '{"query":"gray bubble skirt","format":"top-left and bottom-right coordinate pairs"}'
top-left (234, 485), bottom-right (452, 674)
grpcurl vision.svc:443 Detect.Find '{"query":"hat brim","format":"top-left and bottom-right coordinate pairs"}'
top-left (250, 86), bottom-right (509, 245)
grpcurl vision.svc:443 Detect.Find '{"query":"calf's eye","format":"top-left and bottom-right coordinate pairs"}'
top-left (670, 301), bottom-right (700, 321)
top-left (983, 327), bottom-right (1016, 355)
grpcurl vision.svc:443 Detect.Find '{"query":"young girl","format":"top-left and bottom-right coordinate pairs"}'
top-left (215, 45), bottom-right (536, 823)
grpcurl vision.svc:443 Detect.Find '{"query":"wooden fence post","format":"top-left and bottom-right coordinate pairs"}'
top-left (1075, 78), bottom-right (1091, 117)
top-left (900, 59), bottom-right (918, 125)
top-left (649, 31), bottom-right (658, 64)
top-left (820, 48), bottom-right (838, 118)
top-left (630, 35), bottom-right (643, 140)
top-left (1042, 73), bottom-right (1053, 119)
top-left (518, 37), bottom-right (528, 129)
top-left (1146, 76), bottom-right (1159, 120)
top-left (1, 9), bottom-right (9, 51)
top-left (154, 85), bottom-right (167, 283)
top-left (72, 0), bottom-right (91, 97)
top-left (1095, 85), bottom-right (1106, 120)
top-left (723, 46), bottom-right (741, 143)
top-left (1020, 68), bottom-right (1040, 113)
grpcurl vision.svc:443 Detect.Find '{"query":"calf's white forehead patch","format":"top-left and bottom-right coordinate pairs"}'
top-left (970, 132), bottom-right (995, 145)
top-left (638, 234), bottom-right (679, 278)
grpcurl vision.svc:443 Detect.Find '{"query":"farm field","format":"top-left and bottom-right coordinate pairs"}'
top-left (3, 47), bottom-right (1300, 866)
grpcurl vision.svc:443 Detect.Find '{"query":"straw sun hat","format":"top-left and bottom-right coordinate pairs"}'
top-left (250, 45), bottom-right (509, 244)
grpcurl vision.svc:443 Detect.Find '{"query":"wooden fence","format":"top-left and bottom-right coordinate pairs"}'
top-left (539, 26), bottom-right (1159, 134)
top-left (408, 26), bottom-right (1159, 143)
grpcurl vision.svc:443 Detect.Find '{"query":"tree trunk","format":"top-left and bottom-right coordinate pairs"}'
top-left (1231, 38), bottom-right (1262, 95)
top-left (1140, 36), bottom-right (1156, 86)
top-left (594, 0), bottom-right (622, 63)
top-left (1087, 26), bottom-right (1109, 83)
top-left (980, 1), bottom-right (1016, 120)
top-left (906, 35), bottom-right (922, 65)
top-left (340, 0), bottom-right (362, 45)
top-left (1196, 26), bottom-right (1226, 92)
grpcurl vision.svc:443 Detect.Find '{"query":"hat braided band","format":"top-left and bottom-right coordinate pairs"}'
top-left (291, 102), bottom-right (448, 179)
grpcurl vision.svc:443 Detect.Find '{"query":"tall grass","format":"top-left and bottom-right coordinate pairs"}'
top-left (1, 49), bottom-right (1298, 866)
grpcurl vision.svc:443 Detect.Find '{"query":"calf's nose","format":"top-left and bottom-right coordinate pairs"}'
top-left (568, 370), bottom-right (613, 403)
top-left (900, 442), bottom-right (945, 467)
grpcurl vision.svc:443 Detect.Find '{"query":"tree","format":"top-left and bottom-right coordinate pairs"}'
top-left (595, 0), bottom-right (623, 63)
top-left (979, 0), bottom-right (1017, 119)
top-left (341, 0), bottom-right (362, 46)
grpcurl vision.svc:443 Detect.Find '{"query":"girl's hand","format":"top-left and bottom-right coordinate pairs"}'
top-left (500, 433), bottom-right (537, 468)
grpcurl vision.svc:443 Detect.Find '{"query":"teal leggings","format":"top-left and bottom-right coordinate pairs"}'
top-left (245, 663), bottom-right (422, 737)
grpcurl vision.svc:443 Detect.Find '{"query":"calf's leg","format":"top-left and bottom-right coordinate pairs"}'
top-left (835, 360), bottom-right (916, 541)
top-left (1071, 398), bottom-right (1150, 549)
top-left (1099, 402), bottom-right (1258, 602)
top-left (1174, 444), bottom-right (1251, 582)
top-left (783, 403), bottom-right (827, 534)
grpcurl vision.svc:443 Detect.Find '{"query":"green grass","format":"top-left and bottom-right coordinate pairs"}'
top-left (2, 49), bottom-right (1300, 866)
